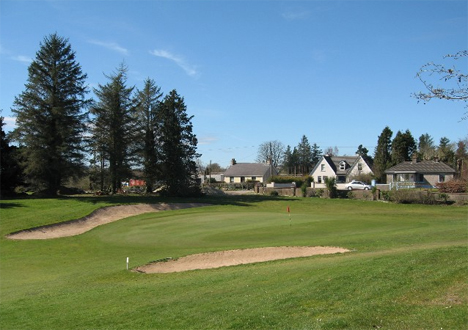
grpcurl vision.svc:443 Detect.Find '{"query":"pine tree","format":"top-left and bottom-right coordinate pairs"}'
top-left (391, 129), bottom-right (417, 164)
top-left (297, 135), bottom-right (313, 174)
top-left (1, 116), bottom-right (23, 196)
top-left (373, 126), bottom-right (393, 183)
top-left (311, 143), bottom-right (323, 167)
top-left (418, 133), bottom-right (436, 160)
top-left (157, 90), bottom-right (200, 196)
top-left (135, 78), bottom-right (163, 192)
top-left (10, 34), bottom-right (90, 194)
top-left (90, 64), bottom-right (138, 193)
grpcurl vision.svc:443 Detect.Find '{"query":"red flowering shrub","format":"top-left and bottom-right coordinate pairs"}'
top-left (436, 180), bottom-right (467, 193)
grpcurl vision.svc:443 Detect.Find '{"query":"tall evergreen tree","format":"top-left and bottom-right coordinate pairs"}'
top-left (297, 135), bottom-right (313, 174)
top-left (135, 78), bottom-right (163, 193)
top-left (356, 144), bottom-right (373, 167)
top-left (157, 90), bottom-right (200, 196)
top-left (10, 34), bottom-right (90, 194)
top-left (373, 126), bottom-right (393, 183)
top-left (90, 64), bottom-right (138, 193)
top-left (418, 133), bottom-right (436, 160)
top-left (311, 143), bottom-right (322, 167)
top-left (391, 129), bottom-right (417, 164)
top-left (437, 137), bottom-right (455, 165)
top-left (1, 116), bottom-right (23, 196)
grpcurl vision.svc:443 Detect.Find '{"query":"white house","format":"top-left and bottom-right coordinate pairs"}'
top-left (310, 155), bottom-right (373, 188)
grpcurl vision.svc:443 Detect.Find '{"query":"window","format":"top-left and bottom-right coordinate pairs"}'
top-left (439, 174), bottom-right (445, 183)
top-left (230, 177), bottom-right (234, 183)
top-left (358, 163), bottom-right (362, 171)
top-left (252, 177), bottom-right (256, 181)
top-left (241, 176), bottom-right (245, 183)
top-left (321, 164), bottom-right (326, 172)
top-left (323, 176), bottom-right (328, 182)
top-left (318, 176), bottom-right (322, 183)
top-left (339, 161), bottom-right (346, 171)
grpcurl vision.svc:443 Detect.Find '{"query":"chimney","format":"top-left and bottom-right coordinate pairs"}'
top-left (411, 154), bottom-right (419, 163)
top-left (231, 158), bottom-right (237, 166)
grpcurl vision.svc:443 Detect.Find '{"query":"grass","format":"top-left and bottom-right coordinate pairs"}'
top-left (0, 195), bottom-right (466, 329)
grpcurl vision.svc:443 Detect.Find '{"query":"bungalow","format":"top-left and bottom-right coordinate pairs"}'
top-left (385, 159), bottom-right (455, 188)
top-left (310, 155), bottom-right (373, 186)
top-left (223, 159), bottom-right (278, 184)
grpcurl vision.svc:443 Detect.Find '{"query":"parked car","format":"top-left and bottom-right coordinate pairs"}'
top-left (345, 180), bottom-right (371, 190)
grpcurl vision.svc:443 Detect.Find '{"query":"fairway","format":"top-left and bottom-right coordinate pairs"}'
top-left (0, 195), bottom-right (466, 329)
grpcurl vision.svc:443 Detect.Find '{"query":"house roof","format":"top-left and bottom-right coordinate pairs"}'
top-left (311, 155), bottom-right (369, 176)
top-left (385, 161), bottom-right (455, 174)
top-left (224, 163), bottom-right (276, 177)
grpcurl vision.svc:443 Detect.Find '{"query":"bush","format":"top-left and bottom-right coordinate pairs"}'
top-left (269, 175), bottom-right (312, 188)
top-left (436, 179), bottom-right (467, 193)
top-left (269, 190), bottom-right (279, 196)
top-left (386, 189), bottom-right (436, 204)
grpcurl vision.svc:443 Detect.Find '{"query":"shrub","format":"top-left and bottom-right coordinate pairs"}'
top-left (387, 189), bottom-right (436, 204)
top-left (436, 179), bottom-right (467, 193)
top-left (270, 190), bottom-right (279, 196)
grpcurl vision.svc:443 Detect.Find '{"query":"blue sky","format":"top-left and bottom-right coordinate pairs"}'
top-left (1, 0), bottom-right (467, 168)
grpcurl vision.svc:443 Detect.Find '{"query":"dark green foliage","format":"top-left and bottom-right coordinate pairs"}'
top-left (356, 144), bottom-right (373, 167)
top-left (373, 126), bottom-right (393, 183)
top-left (391, 129), bottom-right (417, 164)
top-left (135, 78), bottom-right (163, 193)
top-left (90, 64), bottom-right (139, 193)
top-left (297, 135), bottom-right (313, 174)
top-left (325, 176), bottom-right (338, 198)
top-left (0, 117), bottom-right (23, 195)
top-left (157, 90), bottom-right (201, 196)
top-left (10, 34), bottom-right (90, 195)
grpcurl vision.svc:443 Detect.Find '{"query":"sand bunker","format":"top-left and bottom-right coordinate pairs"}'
top-left (7, 203), bottom-right (209, 240)
top-left (135, 246), bottom-right (350, 273)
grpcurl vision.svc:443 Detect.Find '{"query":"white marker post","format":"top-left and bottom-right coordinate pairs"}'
top-left (126, 257), bottom-right (129, 270)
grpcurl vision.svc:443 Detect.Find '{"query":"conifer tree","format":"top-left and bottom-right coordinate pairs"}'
top-left (157, 90), bottom-right (200, 196)
top-left (1, 116), bottom-right (23, 195)
top-left (11, 34), bottom-right (90, 194)
top-left (373, 126), bottom-right (393, 183)
top-left (90, 64), bottom-right (138, 193)
top-left (135, 78), bottom-right (163, 192)
top-left (297, 135), bottom-right (313, 174)
top-left (391, 129), bottom-right (417, 164)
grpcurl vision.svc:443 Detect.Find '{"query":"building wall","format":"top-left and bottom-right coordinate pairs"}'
top-left (311, 159), bottom-right (335, 184)
top-left (386, 173), bottom-right (455, 187)
top-left (223, 175), bottom-right (266, 184)
top-left (348, 159), bottom-right (373, 178)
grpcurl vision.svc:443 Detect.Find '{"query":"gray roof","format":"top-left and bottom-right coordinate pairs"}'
top-left (311, 155), bottom-right (368, 176)
top-left (385, 161), bottom-right (455, 174)
top-left (224, 163), bottom-right (276, 177)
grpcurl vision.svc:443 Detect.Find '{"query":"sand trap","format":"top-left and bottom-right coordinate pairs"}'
top-left (7, 203), bottom-right (209, 240)
top-left (135, 246), bottom-right (350, 273)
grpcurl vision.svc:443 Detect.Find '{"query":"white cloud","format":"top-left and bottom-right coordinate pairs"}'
top-left (198, 136), bottom-right (218, 146)
top-left (11, 55), bottom-right (32, 64)
top-left (150, 49), bottom-right (198, 77)
top-left (88, 40), bottom-right (129, 56)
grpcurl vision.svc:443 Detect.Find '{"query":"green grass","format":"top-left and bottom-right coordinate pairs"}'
top-left (0, 195), bottom-right (467, 329)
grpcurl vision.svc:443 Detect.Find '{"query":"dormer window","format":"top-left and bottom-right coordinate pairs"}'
top-left (339, 161), bottom-right (347, 171)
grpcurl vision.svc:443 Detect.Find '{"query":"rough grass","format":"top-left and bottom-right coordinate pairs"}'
top-left (0, 195), bottom-right (466, 329)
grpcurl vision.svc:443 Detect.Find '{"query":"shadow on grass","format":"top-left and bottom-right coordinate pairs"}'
top-left (0, 202), bottom-right (25, 209)
top-left (2, 193), bottom-right (298, 208)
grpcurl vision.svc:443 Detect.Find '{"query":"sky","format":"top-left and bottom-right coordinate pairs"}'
top-left (1, 0), bottom-right (467, 168)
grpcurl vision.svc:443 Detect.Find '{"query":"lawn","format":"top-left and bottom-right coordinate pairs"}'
top-left (0, 195), bottom-right (466, 329)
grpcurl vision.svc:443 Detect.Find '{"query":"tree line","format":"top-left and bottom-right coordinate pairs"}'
top-left (252, 129), bottom-right (467, 183)
top-left (1, 34), bottom-right (200, 197)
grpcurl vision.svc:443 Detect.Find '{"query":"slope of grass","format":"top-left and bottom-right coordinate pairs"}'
top-left (0, 195), bottom-right (466, 329)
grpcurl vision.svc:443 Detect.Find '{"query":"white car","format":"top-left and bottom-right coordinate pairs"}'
top-left (345, 180), bottom-right (371, 190)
